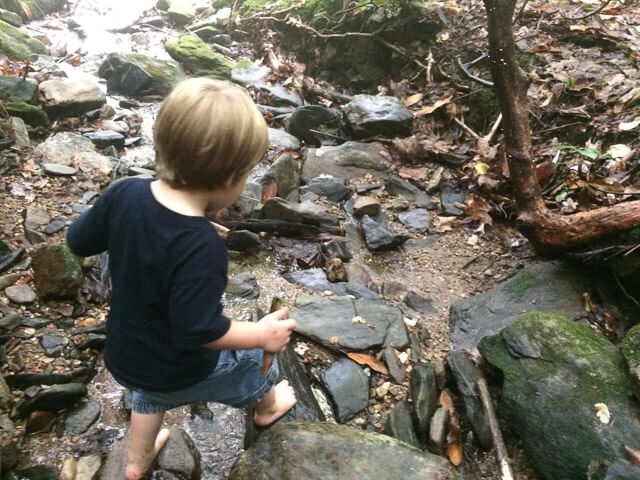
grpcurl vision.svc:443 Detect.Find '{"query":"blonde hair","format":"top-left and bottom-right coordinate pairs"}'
top-left (153, 78), bottom-right (268, 190)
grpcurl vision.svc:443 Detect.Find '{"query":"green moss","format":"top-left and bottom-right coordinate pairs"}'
top-left (0, 0), bottom-right (66, 20)
top-left (165, 34), bottom-right (234, 78)
top-left (519, 53), bottom-right (536, 69)
top-left (503, 270), bottom-right (539, 297)
top-left (5, 101), bottom-right (49, 126)
top-left (238, 0), bottom-right (341, 21)
top-left (0, 19), bottom-right (47, 60)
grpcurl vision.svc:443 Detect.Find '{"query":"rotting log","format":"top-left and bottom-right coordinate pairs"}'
top-left (483, 0), bottom-right (640, 253)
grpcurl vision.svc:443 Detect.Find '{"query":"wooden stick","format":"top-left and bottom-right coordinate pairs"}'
top-left (261, 297), bottom-right (284, 376)
top-left (476, 377), bottom-right (514, 480)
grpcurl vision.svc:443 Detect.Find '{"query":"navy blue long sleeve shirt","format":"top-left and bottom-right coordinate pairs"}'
top-left (67, 178), bottom-right (231, 392)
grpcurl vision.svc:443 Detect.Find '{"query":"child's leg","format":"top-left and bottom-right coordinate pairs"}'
top-left (125, 411), bottom-right (170, 480)
top-left (253, 379), bottom-right (297, 427)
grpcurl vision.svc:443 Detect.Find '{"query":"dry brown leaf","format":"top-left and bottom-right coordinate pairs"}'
top-left (447, 440), bottom-right (463, 466)
top-left (262, 182), bottom-right (277, 202)
top-left (404, 93), bottom-right (424, 108)
top-left (329, 336), bottom-right (339, 345)
top-left (414, 94), bottom-right (453, 118)
top-left (345, 352), bottom-right (389, 375)
top-left (626, 445), bottom-right (640, 467)
top-left (440, 389), bottom-right (455, 414)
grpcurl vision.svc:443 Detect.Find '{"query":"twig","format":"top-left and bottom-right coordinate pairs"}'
top-left (457, 56), bottom-right (494, 87)
top-left (560, 0), bottom-right (612, 21)
top-left (614, 272), bottom-right (640, 307)
top-left (461, 254), bottom-right (482, 269)
top-left (513, 0), bottom-right (530, 24)
top-left (454, 117), bottom-right (481, 139)
top-left (485, 113), bottom-right (503, 142)
top-left (476, 378), bottom-right (514, 480)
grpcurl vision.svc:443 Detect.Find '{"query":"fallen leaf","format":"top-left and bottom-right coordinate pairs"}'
top-left (262, 181), bottom-right (278, 202)
top-left (608, 144), bottom-right (631, 159)
top-left (475, 162), bottom-right (490, 175)
top-left (367, 324), bottom-right (375, 329)
top-left (625, 445), bottom-right (640, 467)
top-left (447, 440), bottom-right (463, 466)
top-left (345, 352), bottom-right (389, 375)
top-left (404, 92), bottom-right (424, 107)
top-left (619, 119), bottom-right (640, 131)
top-left (440, 389), bottom-right (455, 414)
top-left (414, 94), bottom-right (453, 118)
top-left (329, 336), bottom-right (339, 345)
top-left (351, 316), bottom-right (366, 324)
top-left (594, 403), bottom-right (610, 424)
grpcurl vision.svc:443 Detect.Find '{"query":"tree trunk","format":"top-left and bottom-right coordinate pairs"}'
top-left (483, 0), bottom-right (640, 253)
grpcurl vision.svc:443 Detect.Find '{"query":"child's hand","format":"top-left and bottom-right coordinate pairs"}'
top-left (258, 307), bottom-right (296, 353)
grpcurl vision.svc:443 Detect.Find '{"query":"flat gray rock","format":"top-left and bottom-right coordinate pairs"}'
top-left (343, 95), bottom-right (413, 139)
top-left (321, 358), bottom-right (368, 422)
top-left (302, 142), bottom-right (391, 183)
top-left (268, 128), bottom-right (300, 150)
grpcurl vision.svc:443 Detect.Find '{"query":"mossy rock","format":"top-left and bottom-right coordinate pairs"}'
top-left (0, 19), bottom-right (47, 60)
top-left (0, 0), bottom-right (66, 20)
top-left (5, 101), bottom-right (49, 126)
top-left (0, 75), bottom-right (38, 103)
top-left (31, 244), bottom-right (83, 299)
top-left (479, 313), bottom-right (640, 480)
top-left (165, 34), bottom-right (234, 78)
top-left (621, 324), bottom-right (640, 402)
top-left (238, 0), bottom-right (342, 22)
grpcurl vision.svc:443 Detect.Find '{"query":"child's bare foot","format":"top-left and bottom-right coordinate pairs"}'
top-left (125, 427), bottom-right (170, 480)
top-left (254, 380), bottom-right (297, 427)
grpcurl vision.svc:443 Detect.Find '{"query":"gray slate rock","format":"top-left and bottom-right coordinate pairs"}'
top-left (284, 268), bottom-right (378, 299)
top-left (302, 142), bottom-right (392, 183)
top-left (156, 426), bottom-right (202, 479)
top-left (263, 154), bottom-right (300, 198)
top-left (65, 399), bottom-right (101, 435)
top-left (12, 465), bottom-right (59, 480)
top-left (621, 324), bottom-right (640, 402)
top-left (226, 230), bottom-right (261, 251)
top-left (291, 295), bottom-right (409, 351)
top-left (440, 181), bottom-right (466, 216)
top-left (268, 128), bottom-right (300, 151)
top-left (343, 95), bottom-right (413, 139)
top-left (230, 421), bottom-right (458, 480)
top-left (263, 197), bottom-right (337, 226)
top-left (17, 383), bottom-right (87, 418)
top-left (384, 398), bottom-right (419, 448)
top-left (479, 313), bottom-right (640, 480)
top-left (0, 248), bottom-right (24, 273)
top-left (0, 312), bottom-right (21, 331)
top-left (398, 209), bottom-right (432, 233)
top-left (403, 291), bottom-right (436, 315)
top-left (5, 284), bottom-right (36, 304)
top-left (383, 347), bottom-right (405, 384)
top-left (411, 362), bottom-right (439, 443)
top-left (44, 219), bottom-right (65, 235)
top-left (40, 334), bottom-right (65, 356)
top-left (450, 261), bottom-right (593, 351)
top-left (286, 105), bottom-right (340, 147)
top-left (24, 205), bottom-right (50, 230)
top-left (0, 75), bottom-right (38, 104)
top-left (447, 351), bottom-right (492, 449)
top-left (321, 358), bottom-right (368, 422)
top-left (39, 77), bottom-right (106, 118)
top-left (361, 215), bottom-right (407, 252)
top-left (42, 163), bottom-right (77, 177)
top-left (226, 272), bottom-right (259, 299)
top-left (385, 176), bottom-right (434, 209)
top-left (83, 130), bottom-right (125, 148)
top-left (232, 181), bottom-right (263, 218)
top-left (303, 176), bottom-right (351, 202)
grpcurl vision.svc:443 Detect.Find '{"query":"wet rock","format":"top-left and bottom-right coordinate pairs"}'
top-left (263, 154), bottom-right (300, 198)
top-left (321, 358), bottom-right (368, 422)
top-left (284, 268), bottom-right (377, 299)
top-left (286, 105), bottom-right (341, 147)
top-left (262, 83), bottom-right (303, 107)
top-left (99, 52), bottom-right (183, 97)
top-left (0, 75), bottom-right (38, 104)
top-left (603, 460), bottom-right (640, 480)
top-left (17, 383), bottom-right (87, 418)
top-left (44, 219), bottom-right (65, 235)
top-left (75, 333), bottom-right (106, 350)
top-left (39, 77), bottom-right (106, 118)
top-left (403, 291), bottom-right (436, 315)
top-left (31, 244), bottom-right (83, 299)
top-left (0, 247), bottom-right (24, 273)
top-left (0, 312), bottom-right (21, 330)
top-left (411, 362), bottom-right (438, 443)
top-left (0, 20), bottom-right (48, 61)
top-left (361, 215), bottom-right (407, 252)
top-left (268, 128), bottom-right (301, 151)
top-left (83, 130), bottom-right (125, 148)
top-left (440, 181), bottom-right (467, 216)
top-left (230, 421), bottom-right (458, 480)
top-left (211, 33), bottom-right (232, 46)
top-left (5, 284), bottom-right (36, 304)
top-left (231, 62), bottom-right (269, 85)
top-left (156, 426), bottom-right (202, 479)
top-left (353, 196), bottom-right (380, 217)
top-left (193, 25), bottom-right (221, 41)
top-left (5, 101), bottom-right (49, 126)
top-left (226, 230), bottom-right (261, 251)
top-left (447, 351), bottom-right (491, 449)
top-left (41, 163), bottom-right (77, 177)
top-left (343, 95), bottom-right (412, 139)
top-left (621, 324), bottom-right (640, 402)
top-left (167, 0), bottom-right (196, 25)
top-left (263, 197), bottom-right (338, 226)
top-left (384, 176), bottom-right (434, 209)
top-left (302, 141), bottom-right (391, 182)
top-left (398, 208), bottom-right (432, 233)
top-left (24, 205), bottom-right (50, 230)
top-left (21, 317), bottom-right (50, 328)
top-left (12, 465), bottom-right (59, 480)
top-left (321, 239), bottom-right (352, 262)
top-left (302, 176), bottom-right (351, 202)
top-left (226, 272), bottom-right (260, 299)
top-left (429, 406), bottom-right (448, 449)
top-left (75, 455), bottom-right (101, 480)
top-left (11, 116), bottom-right (29, 147)
top-left (479, 313), bottom-right (640, 480)
top-left (165, 33), bottom-right (234, 77)
top-left (0, 375), bottom-right (11, 407)
top-left (383, 347), bottom-right (405, 384)
top-left (450, 261), bottom-right (593, 351)
top-left (5, 371), bottom-right (84, 389)
top-left (24, 228), bottom-right (46, 245)
top-left (291, 295), bottom-right (409, 351)
top-left (64, 399), bottom-right (101, 435)
top-left (40, 334), bottom-right (65, 356)
top-left (232, 182), bottom-right (263, 217)
top-left (26, 410), bottom-right (56, 433)
top-left (384, 398), bottom-right (419, 447)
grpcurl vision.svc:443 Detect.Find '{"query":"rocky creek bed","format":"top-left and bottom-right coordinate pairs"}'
top-left (0, 1), bottom-right (639, 479)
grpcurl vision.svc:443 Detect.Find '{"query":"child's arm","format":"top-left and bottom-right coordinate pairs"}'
top-left (203, 307), bottom-right (296, 352)
top-left (66, 189), bottom-right (113, 257)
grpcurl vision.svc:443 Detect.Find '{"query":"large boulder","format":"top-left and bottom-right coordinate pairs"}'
top-left (450, 261), bottom-right (593, 351)
top-left (31, 244), bottom-right (83, 299)
top-left (229, 421), bottom-right (459, 480)
top-left (98, 52), bottom-right (183, 97)
top-left (479, 313), bottom-right (640, 480)
top-left (301, 141), bottom-right (392, 183)
top-left (39, 76), bottom-right (106, 118)
top-left (0, 19), bottom-right (47, 60)
top-left (343, 94), bottom-right (413, 139)
top-left (165, 34), bottom-right (234, 78)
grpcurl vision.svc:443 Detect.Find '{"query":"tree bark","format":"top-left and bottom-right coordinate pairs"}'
top-left (483, 0), bottom-right (640, 253)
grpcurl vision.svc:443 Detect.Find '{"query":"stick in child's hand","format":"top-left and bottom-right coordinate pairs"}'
top-left (261, 297), bottom-right (285, 376)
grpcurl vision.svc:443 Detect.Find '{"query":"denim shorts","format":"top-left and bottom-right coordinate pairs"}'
top-left (122, 349), bottom-right (279, 414)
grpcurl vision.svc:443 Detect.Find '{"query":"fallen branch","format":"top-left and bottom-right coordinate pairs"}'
top-left (222, 219), bottom-right (343, 237)
top-left (457, 55), bottom-right (494, 88)
top-left (476, 377), bottom-right (514, 480)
